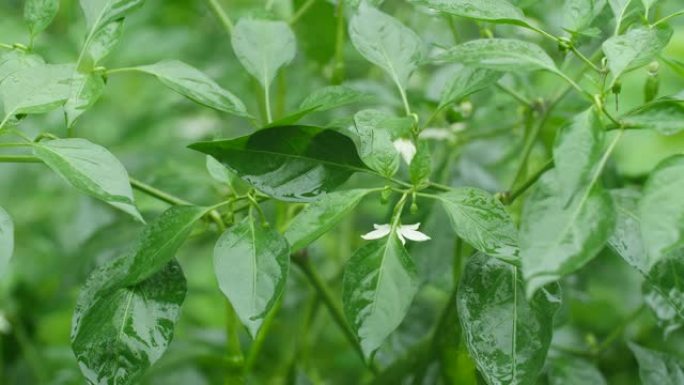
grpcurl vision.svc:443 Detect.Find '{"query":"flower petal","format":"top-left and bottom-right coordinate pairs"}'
top-left (399, 228), bottom-right (431, 242)
top-left (393, 138), bottom-right (417, 165)
top-left (401, 223), bottom-right (421, 231)
top-left (396, 231), bottom-right (406, 245)
top-left (361, 226), bottom-right (391, 240)
top-left (373, 223), bottom-right (391, 230)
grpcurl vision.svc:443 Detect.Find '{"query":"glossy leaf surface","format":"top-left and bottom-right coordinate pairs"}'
top-left (189, 125), bottom-right (368, 202)
top-left (72, 260), bottom-right (186, 385)
top-left (231, 19), bottom-right (296, 89)
top-left (639, 155), bottom-right (684, 263)
top-left (553, 108), bottom-right (604, 203)
top-left (0, 207), bottom-right (13, 278)
top-left (349, 2), bottom-right (424, 89)
top-left (410, 0), bottom-right (529, 26)
top-left (434, 39), bottom-right (558, 74)
top-left (434, 188), bottom-right (519, 264)
top-left (214, 216), bottom-right (290, 337)
top-left (458, 253), bottom-right (560, 385)
top-left (520, 172), bottom-right (615, 297)
top-left (608, 189), bottom-right (648, 273)
top-left (135, 60), bottom-right (249, 117)
top-left (33, 138), bottom-right (142, 221)
top-left (348, 109), bottom-right (403, 177)
top-left (643, 252), bottom-right (684, 336)
top-left (285, 189), bottom-right (372, 251)
top-left (343, 234), bottom-right (418, 358)
top-left (548, 356), bottom-right (607, 385)
top-left (629, 343), bottom-right (684, 385)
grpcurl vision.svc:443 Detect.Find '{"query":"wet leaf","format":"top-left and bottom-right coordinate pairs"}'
top-left (602, 25), bottom-right (672, 82)
top-left (409, 0), bottom-right (529, 26)
top-left (548, 355), bottom-right (607, 385)
top-left (608, 189), bottom-right (648, 273)
top-left (621, 98), bottom-right (684, 136)
top-left (629, 343), bottom-right (684, 385)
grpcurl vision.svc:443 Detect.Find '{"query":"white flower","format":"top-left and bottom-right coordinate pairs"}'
top-left (393, 138), bottom-right (416, 166)
top-left (361, 223), bottom-right (431, 245)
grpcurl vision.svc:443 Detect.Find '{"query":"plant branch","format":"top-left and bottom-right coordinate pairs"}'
top-left (130, 178), bottom-right (192, 206)
top-left (0, 155), bottom-right (42, 163)
top-left (496, 83), bottom-right (535, 109)
top-left (653, 9), bottom-right (684, 26)
top-left (206, 0), bottom-right (234, 35)
top-left (289, 0), bottom-right (316, 25)
top-left (292, 252), bottom-right (379, 374)
top-left (501, 159), bottom-right (553, 205)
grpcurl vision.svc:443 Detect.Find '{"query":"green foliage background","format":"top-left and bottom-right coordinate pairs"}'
top-left (1, 0), bottom-right (684, 384)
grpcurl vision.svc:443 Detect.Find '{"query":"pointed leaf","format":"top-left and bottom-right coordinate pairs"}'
top-left (87, 19), bottom-right (124, 66)
top-left (602, 25), bottom-right (672, 82)
top-left (458, 253), bottom-right (560, 385)
top-left (134, 60), bottom-right (250, 118)
top-left (643, 252), bottom-right (684, 336)
top-left (409, 0), bottom-right (529, 26)
top-left (0, 207), bottom-right (13, 279)
top-left (343, 234), bottom-right (419, 358)
top-left (434, 188), bottom-right (519, 264)
top-left (553, 109), bottom-right (604, 203)
top-left (520, 171), bottom-right (615, 297)
top-left (285, 189), bottom-right (372, 251)
top-left (231, 19), bottom-right (296, 89)
top-left (214, 216), bottom-right (290, 337)
top-left (640, 155), bottom-right (684, 263)
top-left (24, 0), bottom-right (59, 37)
top-left (345, 109), bottom-right (407, 177)
top-left (189, 125), bottom-right (368, 202)
top-left (33, 138), bottom-right (143, 221)
top-left (349, 3), bottom-right (424, 89)
top-left (621, 98), bottom-right (684, 136)
top-left (434, 39), bottom-right (559, 74)
top-left (629, 343), bottom-right (684, 385)
top-left (563, 0), bottom-right (607, 34)
top-left (71, 260), bottom-right (187, 385)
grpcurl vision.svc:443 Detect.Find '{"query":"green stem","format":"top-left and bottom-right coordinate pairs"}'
top-left (653, 9), bottom-right (684, 26)
top-left (223, 300), bottom-right (245, 384)
top-left (264, 85), bottom-right (273, 124)
top-left (244, 296), bottom-right (283, 372)
top-left (0, 43), bottom-right (12, 50)
top-left (292, 254), bottom-right (379, 374)
top-left (331, 0), bottom-right (346, 84)
top-left (129, 178), bottom-right (192, 206)
top-left (0, 155), bottom-right (41, 163)
top-left (207, 0), bottom-right (234, 35)
top-left (397, 83), bottom-right (412, 117)
top-left (105, 67), bottom-right (137, 75)
top-left (502, 159), bottom-right (553, 205)
top-left (289, 0), bottom-right (316, 25)
top-left (595, 304), bottom-right (646, 353)
top-left (0, 143), bottom-right (31, 148)
top-left (496, 83), bottom-right (534, 108)
top-left (10, 315), bottom-right (48, 383)
top-left (569, 45), bottom-right (603, 73)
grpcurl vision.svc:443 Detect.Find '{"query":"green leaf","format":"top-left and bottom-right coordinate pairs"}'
top-left (409, 139), bottom-right (431, 186)
top-left (72, 259), bottom-right (187, 385)
top-left (79, 0), bottom-right (144, 34)
top-left (214, 216), bottom-right (290, 337)
top-left (641, 0), bottom-right (659, 15)
top-left (608, 189), bottom-right (649, 273)
top-left (520, 171), bottom-right (615, 297)
top-left (349, 2), bottom-right (424, 90)
top-left (299, 85), bottom-right (374, 113)
top-left (548, 355), bottom-right (607, 385)
top-left (134, 60), bottom-right (250, 118)
top-left (0, 207), bottom-right (13, 279)
top-left (434, 39), bottom-right (559, 74)
top-left (439, 65), bottom-right (502, 108)
top-left (457, 253), bottom-right (560, 385)
top-left (285, 189), bottom-right (372, 251)
top-left (0, 50), bottom-right (45, 82)
top-left (643, 253), bottom-right (684, 336)
top-left (602, 25), bottom-right (672, 82)
top-left (563, 0), bottom-right (607, 34)
top-left (24, 0), bottom-right (59, 37)
top-left (231, 18), bottom-right (296, 89)
top-left (33, 138), bottom-right (143, 222)
top-left (621, 98), bottom-right (684, 136)
top-left (553, 109), bottom-right (604, 204)
top-left (343, 234), bottom-right (419, 358)
top-left (629, 343), bottom-right (684, 385)
top-left (87, 19), bottom-right (124, 66)
top-left (189, 125), bottom-right (368, 202)
top-left (0, 63), bottom-right (73, 120)
top-left (639, 155), bottom-right (684, 263)
top-left (409, 0), bottom-right (529, 26)
top-left (64, 72), bottom-right (105, 127)
top-left (105, 205), bottom-right (208, 288)
top-left (345, 109), bottom-right (406, 177)
top-left (434, 188), bottom-right (519, 264)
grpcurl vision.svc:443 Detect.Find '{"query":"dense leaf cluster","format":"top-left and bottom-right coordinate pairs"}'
top-left (1, 0), bottom-right (684, 384)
